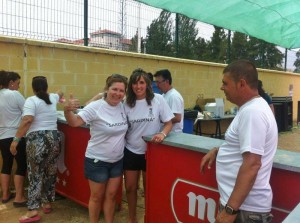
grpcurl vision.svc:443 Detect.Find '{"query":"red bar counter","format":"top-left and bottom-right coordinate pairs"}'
top-left (143, 133), bottom-right (300, 223)
top-left (56, 120), bottom-right (122, 209)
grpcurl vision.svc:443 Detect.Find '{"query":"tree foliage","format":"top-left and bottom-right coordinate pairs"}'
top-left (143, 12), bottom-right (286, 71)
top-left (176, 14), bottom-right (198, 59)
top-left (294, 50), bottom-right (300, 73)
top-left (145, 10), bottom-right (173, 57)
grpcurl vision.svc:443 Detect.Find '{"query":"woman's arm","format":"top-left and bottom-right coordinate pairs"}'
top-left (150, 120), bottom-right (173, 143)
top-left (10, 115), bottom-right (33, 155)
top-left (85, 92), bottom-right (103, 106)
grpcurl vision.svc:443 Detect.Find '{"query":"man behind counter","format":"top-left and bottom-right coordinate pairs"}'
top-left (200, 60), bottom-right (277, 223)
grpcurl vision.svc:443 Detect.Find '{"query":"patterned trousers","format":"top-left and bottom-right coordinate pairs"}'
top-left (26, 130), bottom-right (61, 210)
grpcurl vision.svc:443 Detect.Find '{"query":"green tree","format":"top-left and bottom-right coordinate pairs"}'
top-left (195, 37), bottom-right (209, 61)
top-left (146, 10), bottom-right (174, 57)
top-left (176, 14), bottom-right (198, 59)
top-left (294, 50), bottom-right (300, 73)
top-left (231, 32), bottom-right (248, 60)
top-left (247, 37), bottom-right (283, 70)
top-left (207, 26), bottom-right (227, 63)
top-left (129, 29), bottom-right (145, 53)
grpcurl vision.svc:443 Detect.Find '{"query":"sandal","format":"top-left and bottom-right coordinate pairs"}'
top-left (13, 201), bottom-right (28, 208)
top-left (19, 215), bottom-right (41, 223)
top-left (42, 206), bottom-right (53, 214)
top-left (2, 193), bottom-right (15, 203)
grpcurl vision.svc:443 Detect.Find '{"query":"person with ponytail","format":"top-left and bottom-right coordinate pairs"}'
top-left (10, 76), bottom-right (64, 223)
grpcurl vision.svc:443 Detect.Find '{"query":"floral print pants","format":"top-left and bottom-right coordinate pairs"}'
top-left (26, 130), bottom-right (61, 210)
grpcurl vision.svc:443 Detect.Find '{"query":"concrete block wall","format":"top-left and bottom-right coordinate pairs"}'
top-left (1, 36), bottom-right (300, 120)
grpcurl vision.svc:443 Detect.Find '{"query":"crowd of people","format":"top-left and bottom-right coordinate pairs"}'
top-left (0, 68), bottom-right (183, 223)
top-left (0, 60), bottom-right (278, 223)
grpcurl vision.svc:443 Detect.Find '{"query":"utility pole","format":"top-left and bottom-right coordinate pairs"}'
top-left (84, 0), bottom-right (88, 46)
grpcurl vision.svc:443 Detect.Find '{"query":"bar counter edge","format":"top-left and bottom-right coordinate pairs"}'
top-left (143, 132), bottom-right (300, 173)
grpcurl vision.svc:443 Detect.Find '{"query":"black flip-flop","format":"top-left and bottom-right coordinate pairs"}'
top-left (1, 193), bottom-right (15, 203)
top-left (13, 201), bottom-right (28, 208)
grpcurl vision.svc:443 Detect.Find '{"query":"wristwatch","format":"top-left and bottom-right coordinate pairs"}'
top-left (225, 204), bottom-right (239, 215)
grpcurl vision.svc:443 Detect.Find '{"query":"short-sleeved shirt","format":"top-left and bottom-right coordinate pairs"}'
top-left (23, 93), bottom-right (59, 134)
top-left (162, 88), bottom-right (184, 132)
top-left (216, 97), bottom-right (278, 212)
top-left (124, 94), bottom-right (174, 154)
top-left (78, 99), bottom-right (128, 163)
top-left (0, 89), bottom-right (25, 139)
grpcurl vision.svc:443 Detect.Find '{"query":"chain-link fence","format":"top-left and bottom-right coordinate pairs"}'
top-left (0, 0), bottom-right (297, 71)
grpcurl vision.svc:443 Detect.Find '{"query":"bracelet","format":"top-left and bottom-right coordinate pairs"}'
top-left (160, 132), bottom-right (167, 137)
top-left (13, 137), bottom-right (21, 142)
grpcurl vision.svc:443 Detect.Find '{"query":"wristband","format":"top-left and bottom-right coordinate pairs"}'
top-left (13, 137), bottom-right (21, 142)
top-left (160, 132), bottom-right (167, 137)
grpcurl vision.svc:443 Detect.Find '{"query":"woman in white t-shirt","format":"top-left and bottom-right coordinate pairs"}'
top-left (10, 76), bottom-right (64, 223)
top-left (64, 74), bottom-right (128, 223)
top-left (0, 71), bottom-right (27, 207)
top-left (124, 68), bottom-right (174, 223)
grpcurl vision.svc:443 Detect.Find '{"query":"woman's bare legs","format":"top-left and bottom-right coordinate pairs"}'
top-left (124, 170), bottom-right (140, 223)
top-left (1, 173), bottom-right (11, 200)
top-left (14, 175), bottom-right (27, 202)
top-left (103, 176), bottom-right (122, 223)
top-left (88, 180), bottom-right (106, 223)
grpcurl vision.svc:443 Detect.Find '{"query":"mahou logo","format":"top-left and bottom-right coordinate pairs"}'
top-left (171, 178), bottom-right (219, 223)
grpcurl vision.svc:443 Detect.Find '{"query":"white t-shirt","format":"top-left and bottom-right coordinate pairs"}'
top-left (23, 93), bottom-right (59, 134)
top-left (124, 93), bottom-right (174, 154)
top-left (163, 88), bottom-right (184, 132)
top-left (0, 89), bottom-right (25, 139)
top-left (78, 99), bottom-right (128, 163)
top-left (216, 97), bottom-right (278, 212)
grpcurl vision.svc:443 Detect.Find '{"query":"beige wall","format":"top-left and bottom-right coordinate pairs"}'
top-left (1, 36), bottom-right (300, 120)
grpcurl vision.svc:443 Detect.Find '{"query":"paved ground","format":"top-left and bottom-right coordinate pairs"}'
top-left (1, 126), bottom-right (299, 223)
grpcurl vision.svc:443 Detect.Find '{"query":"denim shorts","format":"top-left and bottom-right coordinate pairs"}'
top-left (84, 157), bottom-right (123, 183)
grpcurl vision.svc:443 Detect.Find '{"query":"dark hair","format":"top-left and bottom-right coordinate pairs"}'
top-left (0, 70), bottom-right (8, 87)
top-left (32, 76), bottom-right (52, 104)
top-left (257, 80), bottom-right (266, 97)
top-left (147, 72), bottom-right (153, 82)
top-left (126, 68), bottom-right (154, 108)
top-left (7, 71), bottom-right (21, 82)
top-left (154, 69), bottom-right (172, 85)
top-left (223, 60), bottom-right (258, 89)
top-left (103, 74), bottom-right (128, 98)
top-left (0, 70), bottom-right (21, 88)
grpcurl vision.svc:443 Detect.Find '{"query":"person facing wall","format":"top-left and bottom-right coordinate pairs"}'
top-left (0, 70), bottom-right (27, 208)
top-left (258, 80), bottom-right (275, 115)
top-left (10, 76), bottom-right (64, 222)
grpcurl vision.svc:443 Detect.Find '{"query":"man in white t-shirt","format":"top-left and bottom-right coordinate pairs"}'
top-left (200, 60), bottom-right (277, 223)
top-left (154, 69), bottom-right (184, 132)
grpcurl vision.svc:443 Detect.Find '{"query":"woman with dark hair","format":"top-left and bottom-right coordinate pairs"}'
top-left (64, 74), bottom-right (128, 223)
top-left (258, 80), bottom-right (275, 114)
top-left (124, 68), bottom-right (174, 223)
top-left (10, 76), bottom-right (64, 223)
top-left (0, 70), bottom-right (27, 207)
top-left (5, 71), bottom-right (21, 90)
